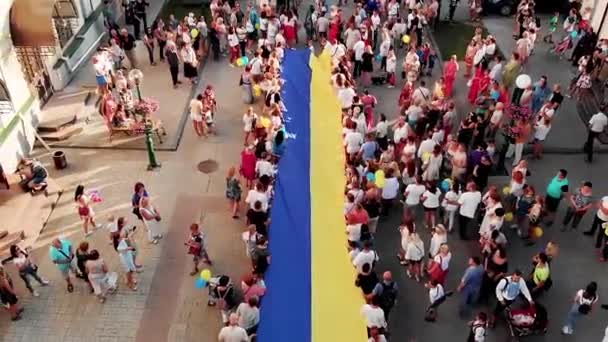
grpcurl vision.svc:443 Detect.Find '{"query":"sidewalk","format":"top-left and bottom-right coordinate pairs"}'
top-left (38, 0), bottom-right (197, 151)
top-left (0, 24), bottom-right (250, 342)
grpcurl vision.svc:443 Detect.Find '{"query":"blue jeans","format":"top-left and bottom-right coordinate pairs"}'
top-left (565, 304), bottom-right (581, 331)
top-left (460, 288), bottom-right (479, 316)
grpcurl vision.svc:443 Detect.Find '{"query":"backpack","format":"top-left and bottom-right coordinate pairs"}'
top-left (360, 225), bottom-right (372, 243)
top-left (378, 281), bottom-right (397, 309)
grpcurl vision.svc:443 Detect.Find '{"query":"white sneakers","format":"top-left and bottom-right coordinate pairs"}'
top-left (562, 326), bottom-right (573, 335)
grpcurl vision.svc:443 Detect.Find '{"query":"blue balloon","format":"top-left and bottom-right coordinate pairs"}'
top-left (570, 30), bottom-right (578, 39)
top-left (241, 56), bottom-right (249, 65)
top-left (366, 172), bottom-right (375, 182)
top-left (440, 180), bottom-right (450, 192)
top-left (375, 54), bottom-right (383, 62)
top-left (195, 278), bottom-right (208, 289)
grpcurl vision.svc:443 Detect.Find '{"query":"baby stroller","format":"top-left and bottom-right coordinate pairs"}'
top-left (505, 303), bottom-right (548, 341)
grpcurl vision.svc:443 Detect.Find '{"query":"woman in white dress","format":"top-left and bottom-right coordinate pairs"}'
top-left (116, 230), bottom-right (138, 291)
top-left (139, 196), bottom-right (162, 244)
top-left (405, 232), bottom-right (425, 282)
top-left (85, 250), bottom-right (117, 303)
top-left (190, 94), bottom-right (205, 137)
top-left (422, 145), bottom-right (443, 182)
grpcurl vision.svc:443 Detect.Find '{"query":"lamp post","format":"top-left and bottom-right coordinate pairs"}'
top-left (129, 69), bottom-right (161, 170)
top-left (144, 117), bottom-right (161, 170)
top-left (128, 68), bottom-right (144, 101)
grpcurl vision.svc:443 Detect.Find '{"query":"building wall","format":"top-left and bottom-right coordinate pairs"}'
top-left (0, 0), bottom-right (107, 170)
top-left (590, 0), bottom-right (608, 39)
top-left (0, 0), bottom-right (42, 171)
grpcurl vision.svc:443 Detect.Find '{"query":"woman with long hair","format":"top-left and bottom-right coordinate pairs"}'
top-left (116, 230), bottom-right (138, 291)
top-left (427, 243), bottom-right (451, 285)
top-left (1, 245), bottom-right (49, 297)
top-left (421, 182), bottom-right (441, 229)
top-left (405, 232), bottom-right (425, 282)
top-left (226, 166), bottom-right (242, 219)
top-left (75, 185), bottom-right (98, 236)
top-left (86, 249), bottom-right (117, 303)
top-left (562, 282), bottom-right (599, 335)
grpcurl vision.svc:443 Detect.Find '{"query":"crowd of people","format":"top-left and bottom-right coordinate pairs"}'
top-left (4, 0), bottom-right (608, 340)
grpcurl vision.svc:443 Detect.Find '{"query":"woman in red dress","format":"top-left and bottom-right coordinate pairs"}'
top-left (282, 11), bottom-right (298, 47)
top-left (239, 146), bottom-right (257, 189)
top-left (361, 90), bottom-right (378, 129)
top-left (398, 81), bottom-right (413, 115)
top-left (467, 67), bottom-right (491, 104)
top-left (328, 15), bottom-right (341, 43)
top-left (443, 55), bottom-right (459, 98)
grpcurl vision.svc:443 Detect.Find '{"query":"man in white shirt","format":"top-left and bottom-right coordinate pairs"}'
top-left (360, 297), bottom-right (387, 330)
top-left (344, 130), bottom-right (364, 156)
top-left (316, 13), bottom-right (329, 41)
top-left (337, 86), bottom-right (356, 109)
top-left (491, 270), bottom-right (533, 327)
top-left (584, 195), bottom-right (608, 248)
top-left (412, 81), bottom-right (431, 105)
top-left (218, 313), bottom-right (248, 342)
top-left (585, 105), bottom-right (607, 162)
top-left (417, 137), bottom-right (436, 159)
top-left (403, 177), bottom-right (426, 208)
top-left (255, 153), bottom-right (274, 178)
top-left (406, 101), bottom-right (423, 124)
top-left (489, 55), bottom-right (503, 83)
top-left (245, 184), bottom-right (269, 211)
top-left (236, 296), bottom-right (260, 334)
top-left (458, 182), bottom-right (482, 240)
top-left (353, 241), bottom-right (379, 273)
top-left (353, 38), bottom-right (366, 78)
top-left (392, 118), bottom-right (409, 144)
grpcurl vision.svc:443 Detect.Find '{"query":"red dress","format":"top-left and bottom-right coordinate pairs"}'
top-left (283, 21), bottom-right (297, 46)
top-left (467, 68), bottom-right (490, 104)
top-left (361, 94), bottom-right (377, 128)
top-left (443, 60), bottom-right (458, 98)
top-left (398, 83), bottom-right (413, 111)
top-left (240, 150), bottom-right (257, 181)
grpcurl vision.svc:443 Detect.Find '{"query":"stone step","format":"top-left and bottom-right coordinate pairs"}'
top-left (37, 115), bottom-right (77, 132)
top-left (38, 125), bottom-right (83, 141)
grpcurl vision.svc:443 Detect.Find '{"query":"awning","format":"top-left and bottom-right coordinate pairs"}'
top-left (10, 0), bottom-right (56, 47)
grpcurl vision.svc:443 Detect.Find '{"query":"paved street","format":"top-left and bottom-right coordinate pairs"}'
top-left (1, 1), bottom-right (607, 341)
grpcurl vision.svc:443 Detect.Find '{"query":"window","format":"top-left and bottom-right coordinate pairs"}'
top-left (52, 0), bottom-right (79, 48)
top-left (52, 0), bottom-right (78, 18)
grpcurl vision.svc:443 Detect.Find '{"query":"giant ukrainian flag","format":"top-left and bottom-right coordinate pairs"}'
top-left (256, 49), bottom-right (367, 341)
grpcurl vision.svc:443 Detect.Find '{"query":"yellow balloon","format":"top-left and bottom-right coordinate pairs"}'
top-left (375, 170), bottom-right (385, 188)
top-left (502, 186), bottom-right (511, 196)
top-left (253, 85), bottom-right (262, 97)
top-left (402, 35), bottom-right (410, 44)
top-left (255, 23), bottom-right (260, 30)
top-left (533, 226), bottom-right (543, 238)
top-left (200, 269), bottom-right (212, 281)
top-left (260, 117), bottom-right (271, 128)
top-left (191, 28), bottom-right (199, 39)
top-left (504, 212), bottom-right (513, 222)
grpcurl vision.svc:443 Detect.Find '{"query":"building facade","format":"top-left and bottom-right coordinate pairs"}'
top-left (0, 0), bottom-right (117, 171)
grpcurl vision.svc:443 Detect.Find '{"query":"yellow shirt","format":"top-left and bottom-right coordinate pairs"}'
top-left (533, 264), bottom-right (550, 285)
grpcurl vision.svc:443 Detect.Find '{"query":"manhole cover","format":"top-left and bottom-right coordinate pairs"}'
top-left (197, 160), bottom-right (219, 174)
